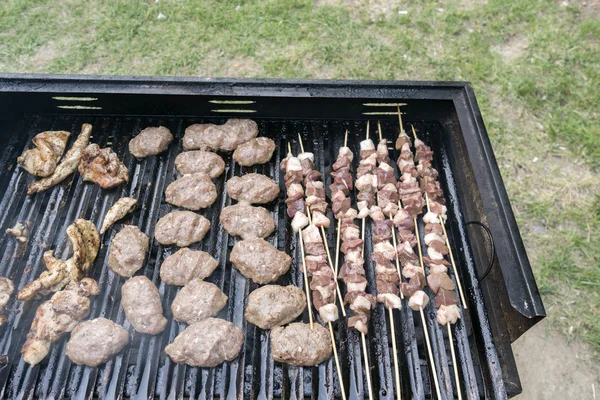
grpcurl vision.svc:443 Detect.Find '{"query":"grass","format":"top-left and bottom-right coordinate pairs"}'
top-left (1, 0), bottom-right (599, 352)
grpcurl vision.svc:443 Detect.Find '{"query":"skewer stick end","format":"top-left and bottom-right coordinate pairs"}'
top-left (344, 129), bottom-right (348, 147)
top-left (378, 120), bottom-right (383, 141)
top-left (297, 132), bottom-right (305, 153)
top-left (411, 124), bottom-right (417, 141)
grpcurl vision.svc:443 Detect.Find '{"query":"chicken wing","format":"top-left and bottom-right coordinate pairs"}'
top-left (17, 131), bottom-right (70, 177)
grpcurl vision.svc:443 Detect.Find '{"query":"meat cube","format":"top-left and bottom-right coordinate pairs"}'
top-left (129, 126), bottom-right (173, 158)
top-left (108, 226), bottom-right (149, 277)
top-left (220, 202), bottom-right (275, 239)
top-left (175, 150), bottom-right (225, 178)
top-left (172, 279), bottom-right (228, 324)
top-left (165, 173), bottom-right (217, 210)
top-left (230, 238), bottom-right (291, 284)
top-left (165, 318), bottom-right (243, 367)
top-left (121, 276), bottom-right (167, 335)
top-left (245, 285), bottom-right (306, 329)
top-left (66, 318), bottom-right (129, 367)
top-left (271, 322), bottom-right (332, 366)
top-left (155, 211), bottom-right (210, 247)
top-left (160, 248), bottom-right (219, 286)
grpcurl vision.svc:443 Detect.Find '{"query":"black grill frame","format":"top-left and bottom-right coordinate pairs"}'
top-left (0, 75), bottom-right (545, 399)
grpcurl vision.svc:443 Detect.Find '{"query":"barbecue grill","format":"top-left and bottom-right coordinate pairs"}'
top-left (0, 75), bottom-right (545, 399)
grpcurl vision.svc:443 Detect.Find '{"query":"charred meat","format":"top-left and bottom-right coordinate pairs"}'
top-left (245, 285), bottom-right (305, 330)
top-left (18, 130), bottom-right (70, 177)
top-left (28, 123), bottom-right (92, 195)
top-left (100, 197), bottom-right (137, 234)
top-left (232, 137), bottom-right (276, 166)
top-left (160, 248), bottom-right (219, 286)
top-left (220, 202), bottom-right (275, 239)
top-left (129, 126), bottom-right (173, 158)
top-left (171, 279), bottom-right (228, 324)
top-left (66, 318), bottom-right (129, 367)
top-left (230, 238), bottom-right (291, 284)
top-left (154, 211), bottom-right (210, 247)
top-left (165, 318), bottom-right (243, 367)
top-left (175, 150), bottom-right (225, 179)
top-left (121, 276), bottom-right (167, 335)
top-left (108, 225), bottom-right (149, 277)
top-left (271, 322), bottom-right (332, 366)
top-left (182, 119), bottom-right (258, 152)
top-left (0, 277), bottom-right (14, 326)
top-left (22, 278), bottom-right (99, 366)
top-left (226, 173), bottom-right (280, 204)
top-left (78, 143), bottom-right (129, 189)
top-left (165, 173), bottom-right (217, 210)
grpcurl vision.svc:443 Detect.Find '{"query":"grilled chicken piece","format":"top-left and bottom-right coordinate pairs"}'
top-left (28, 123), bottom-right (92, 194)
top-left (160, 248), bottom-right (219, 286)
top-left (78, 144), bottom-right (129, 189)
top-left (66, 317), bottom-right (129, 367)
top-left (165, 173), bottom-right (217, 210)
top-left (271, 322), bottom-right (332, 366)
top-left (18, 219), bottom-right (100, 301)
top-left (18, 131), bottom-right (70, 177)
top-left (245, 285), bottom-right (305, 329)
top-left (154, 211), bottom-right (210, 247)
top-left (232, 137), bottom-right (276, 167)
top-left (108, 226), bottom-right (149, 277)
top-left (230, 238), bottom-right (291, 284)
top-left (99, 197), bottom-right (137, 234)
top-left (129, 126), bottom-right (173, 158)
top-left (175, 150), bottom-right (225, 179)
top-left (183, 119), bottom-right (258, 152)
top-left (226, 174), bottom-right (280, 204)
top-left (171, 279), bottom-right (227, 324)
top-left (121, 276), bottom-right (167, 334)
top-left (0, 277), bottom-right (14, 326)
top-left (165, 318), bottom-right (243, 367)
top-left (6, 221), bottom-right (30, 257)
top-left (220, 202), bottom-right (275, 239)
top-left (22, 278), bottom-right (99, 366)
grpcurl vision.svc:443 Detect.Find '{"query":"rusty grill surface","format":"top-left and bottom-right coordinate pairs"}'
top-left (0, 114), bottom-right (504, 399)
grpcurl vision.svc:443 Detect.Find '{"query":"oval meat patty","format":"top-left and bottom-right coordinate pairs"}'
top-left (172, 279), bottom-right (227, 324)
top-left (183, 119), bottom-right (258, 152)
top-left (121, 276), bottom-right (167, 335)
top-left (226, 173), bottom-right (279, 204)
top-left (165, 318), bottom-right (243, 367)
top-left (271, 322), bottom-right (332, 366)
top-left (175, 151), bottom-right (225, 179)
top-left (230, 238), bottom-right (291, 284)
top-left (108, 226), bottom-right (149, 277)
top-left (165, 173), bottom-right (217, 210)
top-left (245, 285), bottom-right (305, 329)
top-left (66, 318), bottom-right (129, 367)
top-left (129, 126), bottom-right (173, 158)
top-left (232, 137), bottom-right (276, 167)
top-left (155, 211), bottom-right (210, 247)
top-left (160, 248), bottom-right (219, 286)
top-left (220, 202), bottom-right (275, 239)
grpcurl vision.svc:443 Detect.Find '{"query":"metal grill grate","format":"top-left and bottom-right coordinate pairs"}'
top-left (0, 115), bottom-right (502, 399)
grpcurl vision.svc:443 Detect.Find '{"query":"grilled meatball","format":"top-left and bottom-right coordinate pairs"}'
top-left (220, 202), bottom-right (275, 239)
top-left (271, 322), bottom-right (332, 366)
top-left (17, 131), bottom-right (70, 177)
top-left (154, 211), bottom-right (210, 247)
top-left (230, 238), bottom-right (291, 284)
top-left (172, 279), bottom-right (227, 324)
top-left (160, 248), bottom-right (219, 286)
top-left (232, 137), bottom-right (276, 167)
top-left (129, 126), bottom-right (173, 158)
top-left (165, 318), bottom-right (243, 367)
top-left (183, 119), bottom-right (258, 152)
top-left (121, 276), bottom-right (167, 335)
top-left (78, 144), bottom-right (129, 189)
top-left (165, 173), bottom-right (217, 210)
top-left (108, 226), bottom-right (149, 277)
top-left (245, 285), bottom-right (305, 329)
top-left (66, 318), bottom-right (129, 367)
top-left (175, 151), bottom-right (225, 179)
top-left (226, 174), bottom-right (280, 204)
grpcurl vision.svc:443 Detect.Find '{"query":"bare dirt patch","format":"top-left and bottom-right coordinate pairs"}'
top-left (513, 319), bottom-right (599, 399)
top-left (493, 36), bottom-right (530, 63)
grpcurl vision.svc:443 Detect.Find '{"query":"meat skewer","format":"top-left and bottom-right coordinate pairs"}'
top-left (393, 108), bottom-right (442, 399)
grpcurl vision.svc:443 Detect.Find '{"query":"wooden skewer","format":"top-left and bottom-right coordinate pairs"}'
top-left (414, 216), bottom-right (425, 272)
top-left (397, 106), bottom-right (405, 135)
top-left (334, 220), bottom-right (341, 276)
top-left (389, 213), bottom-right (404, 299)
top-left (447, 323), bottom-right (463, 400)
top-left (378, 121), bottom-right (383, 141)
top-left (298, 230), bottom-right (314, 329)
top-left (419, 306), bottom-right (442, 400)
top-left (288, 142), bottom-right (292, 154)
top-left (344, 129), bottom-right (348, 147)
top-left (411, 124), bottom-right (417, 141)
top-left (361, 332), bottom-right (374, 400)
top-left (389, 307), bottom-right (403, 400)
top-left (298, 132), bottom-right (305, 153)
